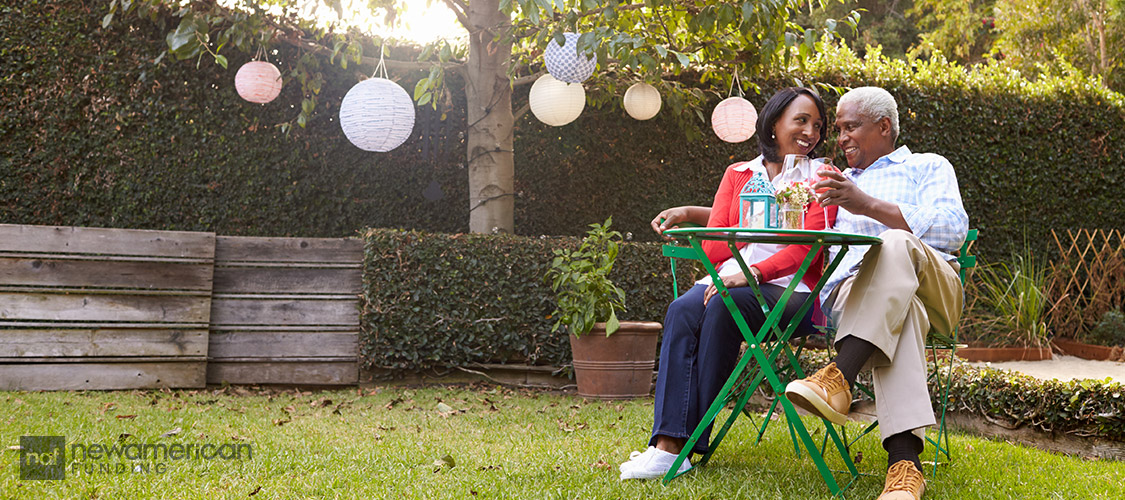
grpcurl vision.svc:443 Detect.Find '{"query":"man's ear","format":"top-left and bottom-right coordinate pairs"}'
top-left (878, 116), bottom-right (893, 138)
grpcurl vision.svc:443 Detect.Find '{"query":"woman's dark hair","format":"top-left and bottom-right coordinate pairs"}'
top-left (756, 87), bottom-right (828, 163)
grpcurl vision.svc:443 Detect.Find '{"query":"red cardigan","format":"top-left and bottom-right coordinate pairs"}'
top-left (702, 161), bottom-right (837, 291)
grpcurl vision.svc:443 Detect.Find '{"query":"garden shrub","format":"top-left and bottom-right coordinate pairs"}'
top-left (360, 228), bottom-right (690, 372)
top-left (1090, 310), bottom-right (1125, 347)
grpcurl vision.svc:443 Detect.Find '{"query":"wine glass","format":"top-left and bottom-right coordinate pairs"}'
top-left (812, 157), bottom-right (841, 231)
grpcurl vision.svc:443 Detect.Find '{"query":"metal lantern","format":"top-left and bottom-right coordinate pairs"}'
top-left (712, 96), bottom-right (758, 143)
top-left (338, 77), bottom-right (416, 152)
top-left (544, 32), bottom-right (597, 84)
top-left (234, 61), bottom-right (283, 104)
top-left (738, 172), bottom-right (778, 229)
top-left (529, 74), bottom-right (585, 127)
top-left (623, 82), bottom-right (662, 120)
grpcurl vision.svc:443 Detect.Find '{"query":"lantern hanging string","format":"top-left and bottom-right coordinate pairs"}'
top-left (374, 44), bottom-right (389, 79)
top-left (728, 67), bottom-right (744, 98)
top-left (252, 43), bottom-right (267, 62)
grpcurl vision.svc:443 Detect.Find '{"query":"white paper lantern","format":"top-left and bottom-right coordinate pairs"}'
top-left (544, 32), bottom-right (597, 84)
top-left (623, 82), bottom-right (662, 120)
top-left (529, 74), bottom-right (585, 127)
top-left (711, 96), bottom-right (758, 143)
top-left (234, 61), bottom-right (283, 104)
top-left (338, 78), bottom-right (415, 152)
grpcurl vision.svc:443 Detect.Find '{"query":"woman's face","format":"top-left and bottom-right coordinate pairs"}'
top-left (771, 94), bottom-right (823, 158)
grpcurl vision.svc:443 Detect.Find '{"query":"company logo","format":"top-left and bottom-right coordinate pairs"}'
top-left (19, 435), bottom-right (253, 481)
top-left (20, 436), bottom-right (66, 480)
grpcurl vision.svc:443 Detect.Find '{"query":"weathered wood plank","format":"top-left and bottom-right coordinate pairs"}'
top-left (209, 298), bottom-right (358, 326)
top-left (0, 292), bottom-right (211, 323)
top-left (0, 329), bottom-right (207, 358)
top-left (0, 361), bottom-right (206, 390)
top-left (0, 258), bottom-right (213, 290)
top-left (209, 332), bottom-right (357, 359)
top-left (207, 360), bottom-right (358, 385)
top-left (213, 267), bottom-right (361, 294)
top-left (0, 224), bottom-right (216, 259)
top-left (215, 236), bottom-right (362, 264)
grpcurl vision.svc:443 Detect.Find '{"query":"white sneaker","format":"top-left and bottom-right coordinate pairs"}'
top-left (619, 446), bottom-right (657, 473)
top-left (619, 447), bottom-right (692, 480)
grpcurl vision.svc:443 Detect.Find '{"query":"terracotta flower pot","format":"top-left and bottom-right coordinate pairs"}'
top-left (569, 321), bottom-right (661, 400)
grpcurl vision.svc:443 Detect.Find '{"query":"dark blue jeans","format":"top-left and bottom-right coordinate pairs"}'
top-left (651, 283), bottom-right (815, 455)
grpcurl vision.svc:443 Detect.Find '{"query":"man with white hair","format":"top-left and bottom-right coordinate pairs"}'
top-left (784, 87), bottom-right (968, 500)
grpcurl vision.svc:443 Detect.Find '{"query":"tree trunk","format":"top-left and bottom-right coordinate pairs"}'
top-left (464, 0), bottom-right (515, 233)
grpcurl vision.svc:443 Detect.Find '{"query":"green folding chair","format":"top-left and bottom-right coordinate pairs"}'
top-left (831, 229), bottom-right (978, 476)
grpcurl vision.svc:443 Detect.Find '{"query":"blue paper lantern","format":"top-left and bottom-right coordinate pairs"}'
top-left (738, 172), bottom-right (778, 229)
top-left (339, 78), bottom-right (415, 152)
top-left (544, 32), bottom-right (597, 83)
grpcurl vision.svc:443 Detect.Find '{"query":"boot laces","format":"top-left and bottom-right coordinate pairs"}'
top-left (883, 460), bottom-right (924, 494)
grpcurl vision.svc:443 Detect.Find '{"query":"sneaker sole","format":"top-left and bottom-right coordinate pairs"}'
top-left (785, 382), bottom-right (848, 425)
top-left (619, 462), bottom-right (692, 481)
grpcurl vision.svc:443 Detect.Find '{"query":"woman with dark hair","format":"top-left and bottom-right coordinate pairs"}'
top-left (620, 87), bottom-right (836, 480)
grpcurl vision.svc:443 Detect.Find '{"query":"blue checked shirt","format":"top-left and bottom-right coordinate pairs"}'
top-left (821, 146), bottom-right (969, 308)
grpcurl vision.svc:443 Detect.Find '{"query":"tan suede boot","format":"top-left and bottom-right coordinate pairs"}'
top-left (784, 362), bottom-right (852, 425)
top-left (877, 460), bottom-right (925, 499)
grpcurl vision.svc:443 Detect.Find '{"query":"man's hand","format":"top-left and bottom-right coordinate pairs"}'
top-left (702, 269), bottom-right (760, 306)
top-left (814, 170), bottom-right (911, 231)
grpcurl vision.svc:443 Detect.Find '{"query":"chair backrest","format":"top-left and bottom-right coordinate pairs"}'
top-left (957, 229), bottom-right (979, 286)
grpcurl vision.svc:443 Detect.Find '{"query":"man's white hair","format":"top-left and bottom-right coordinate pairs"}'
top-left (838, 87), bottom-right (899, 139)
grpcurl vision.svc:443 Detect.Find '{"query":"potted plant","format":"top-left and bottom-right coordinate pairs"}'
top-left (546, 217), bottom-right (661, 399)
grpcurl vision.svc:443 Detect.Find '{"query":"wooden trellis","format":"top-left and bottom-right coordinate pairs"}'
top-left (1046, 229), bottom-right (1125, 339)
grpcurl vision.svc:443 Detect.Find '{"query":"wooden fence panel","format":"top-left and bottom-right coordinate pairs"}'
top-left (0, 225), bottom-right (214, 390)
top-left (1047, 229), bottom-right (1125, 339)
top-left (207, 236), bottom-right (361, 385)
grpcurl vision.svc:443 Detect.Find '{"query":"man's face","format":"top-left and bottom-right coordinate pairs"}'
top-left (834, 101), bottom-right (893, 170)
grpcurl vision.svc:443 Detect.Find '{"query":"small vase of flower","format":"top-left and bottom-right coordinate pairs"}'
top-left (775, 181), bottom-right (815, 230)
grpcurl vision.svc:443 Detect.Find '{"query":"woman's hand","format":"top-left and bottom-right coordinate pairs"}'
top-left (702, 269), bottom-right (761, 306)
top-left (650, 207), bottom-right (691, 239)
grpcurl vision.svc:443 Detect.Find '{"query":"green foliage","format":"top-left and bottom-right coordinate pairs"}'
top-left (909, 0), bottom-right (998, 63)
top-left (546, 218), bottom-right (626, 337)
top-left (974, 253), bottom-right (1055, 347)
top-left (944, 363), bottom-right (1125, 441)
top-left (1090, 310), bottom-right (1125, 347)
top-left (360, 228), bottom-right (687, 372)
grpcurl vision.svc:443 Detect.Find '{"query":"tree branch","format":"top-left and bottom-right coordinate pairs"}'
top-left (512, 71), bottom-right (544, 87)
top-left (513, 101), bottom-right (532, 121)
top-left (442, 0), bottom-right (471, 29)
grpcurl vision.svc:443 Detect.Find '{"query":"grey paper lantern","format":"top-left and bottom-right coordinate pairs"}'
top-left (339, 78), bottom-right (415, 152)
top-left (544, 32), bottom-right (597, 83)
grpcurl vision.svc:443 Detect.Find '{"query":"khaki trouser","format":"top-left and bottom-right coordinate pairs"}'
top-left (830, 229), bottom-right (963, 442)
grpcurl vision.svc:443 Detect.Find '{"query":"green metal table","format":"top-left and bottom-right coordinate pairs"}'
top-left (660, 227), bottom-right (882, 495)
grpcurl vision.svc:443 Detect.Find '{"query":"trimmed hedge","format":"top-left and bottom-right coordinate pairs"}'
top-left (361, 228), bottom-right (692, 372)
top-left (5, 2), bottom-right (1125, 264)
top-left (800, 350), bottom-right (1125, 442)
top-left (945, 364), bottom-right (1125, 442)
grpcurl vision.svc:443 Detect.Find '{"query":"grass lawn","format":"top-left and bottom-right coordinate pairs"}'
top-left (2, 384), bottom-right (1122, 499)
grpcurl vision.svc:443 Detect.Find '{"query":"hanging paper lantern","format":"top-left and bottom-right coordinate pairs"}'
top-left (234, 61), bottom-right (283, 104)
top-left (711, 96), bottom-right (758, 143)
top-left (544, 32), bottom-right (597, 84)
top-left (529, 74), bottom-right (585, 127)
top-left (338, 78), bottom-right (415, 152)
top-left (623, 82), bottom-right (662, 120)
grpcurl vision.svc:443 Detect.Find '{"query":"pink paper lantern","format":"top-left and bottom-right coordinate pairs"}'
top-left (711, 96), bottom-right (758, 143)
top-left (234, 61), bottom-right (283, 104)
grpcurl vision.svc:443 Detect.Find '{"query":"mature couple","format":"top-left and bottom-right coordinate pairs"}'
top-left (619, 86), bottom-right (968, 500)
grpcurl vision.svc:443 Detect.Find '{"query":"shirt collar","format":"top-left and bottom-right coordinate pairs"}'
top-left (731, 155), bottom-right (766, 173)
top-left (849, 145), bottom-right (910, 175)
